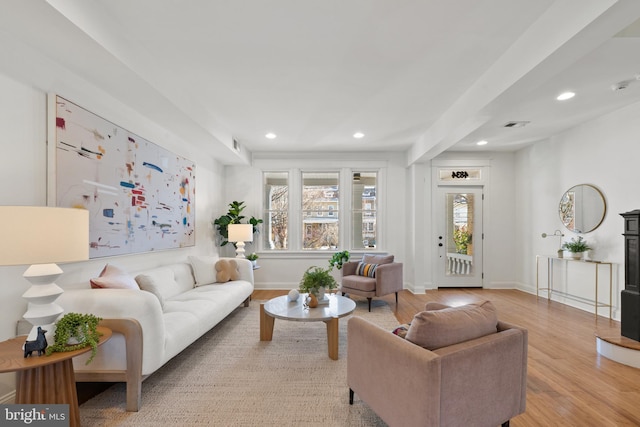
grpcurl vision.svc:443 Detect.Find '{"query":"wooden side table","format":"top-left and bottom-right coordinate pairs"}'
top-left (0, 326), bottom-right (111, 427)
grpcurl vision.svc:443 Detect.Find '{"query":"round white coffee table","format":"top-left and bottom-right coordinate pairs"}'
top-left (260, 293), bottom-right (356, 360)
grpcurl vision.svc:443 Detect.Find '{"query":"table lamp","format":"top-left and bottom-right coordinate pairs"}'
top-left (0, 206), bottom-right (89, 339)
top-left (228, 223), bottom-right (253, 258)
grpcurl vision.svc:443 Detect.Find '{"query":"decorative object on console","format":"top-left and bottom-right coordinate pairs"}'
top-left (0, 206), bottom-right (89, 341)
top-left (541, 229), bottom-right (564, 257)
top-left (228, 224), bottom-right (254, 258)
top-left (561, 236), bottom-right (592, 259)
top-left (46, 312), bottom-right (102, 364)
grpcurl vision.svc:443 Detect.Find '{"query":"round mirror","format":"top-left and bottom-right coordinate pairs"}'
top-left (558, 184), bottom-right (606, 233)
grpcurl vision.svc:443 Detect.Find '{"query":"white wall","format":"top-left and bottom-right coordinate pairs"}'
top-left (516, 100), bottom-right (640, 319)
top-left (0, 72), bottom-right (224, 397)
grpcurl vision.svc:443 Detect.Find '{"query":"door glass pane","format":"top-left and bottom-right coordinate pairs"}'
top-left (445, 192), bottom-right (474, 276)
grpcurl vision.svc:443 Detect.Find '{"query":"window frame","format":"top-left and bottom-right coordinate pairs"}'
top-left (260, 167), bottom-right (381, 253)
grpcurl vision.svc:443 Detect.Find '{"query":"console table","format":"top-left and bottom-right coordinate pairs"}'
top-left (536, 255), bottom-right (613, 319)
top-left (0, 326), bottom-right (111, 427)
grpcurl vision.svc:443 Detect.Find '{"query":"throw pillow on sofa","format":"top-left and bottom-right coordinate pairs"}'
top-left (405, 300), bottom-right (498, 350)
top-left (215, 259), bottom-right (239, 282)
top-left (189, 255), bottom-right (219, 286)
top-left (135, 267), bottom-right (183, 307)
top-left (90, 264), bottom-right (139, 290)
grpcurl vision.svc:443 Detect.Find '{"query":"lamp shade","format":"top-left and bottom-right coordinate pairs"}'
top-left (228, 223), bottom-right (253, 243)
top-left (0, 206), bottom-right (89, 266)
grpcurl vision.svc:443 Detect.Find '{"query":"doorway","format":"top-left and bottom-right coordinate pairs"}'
top-left (435, 186), bottom-right (483, 287)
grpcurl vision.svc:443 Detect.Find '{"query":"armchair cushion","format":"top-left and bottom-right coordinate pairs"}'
top-left (356, 262), bottom-right (378, 277)
top-left (406, 301), bottom-right (497, 350)
top-left (362, 254), bottom-right (394, 265)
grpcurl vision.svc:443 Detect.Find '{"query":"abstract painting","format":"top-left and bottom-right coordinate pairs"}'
top-left (51, 95), bottom-right (195, 258)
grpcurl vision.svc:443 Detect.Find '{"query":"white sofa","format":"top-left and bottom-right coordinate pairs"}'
top-left (56, 256), bottom-right (254, 411)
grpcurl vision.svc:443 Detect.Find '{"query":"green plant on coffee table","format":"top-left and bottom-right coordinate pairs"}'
top-left (329, 250), bottom-right (350, 270)
top-left (46, 312), bottom-right (102, 364)
top-left (299, 266), bottom-right (338, 296)
top-left (246, 252), bottom-right (259, 261)
top-left (561, 236), bottom-right (592, 253)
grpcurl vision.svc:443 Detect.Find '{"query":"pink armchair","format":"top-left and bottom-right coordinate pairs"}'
top-left (340, 254), bottom-right (403, 311)
top-left (347, 301), bottom-right (528, 427)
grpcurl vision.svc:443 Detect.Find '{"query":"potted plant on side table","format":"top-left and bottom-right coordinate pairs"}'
top-left (46, 312), bottom-right (102, 364)
top-left (561, 236), bottom-right (592, 260)
top-left (246, 252), bottom-right (259, 267)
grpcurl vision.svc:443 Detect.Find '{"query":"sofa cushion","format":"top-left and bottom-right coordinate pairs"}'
top-left (356, 262), bottom-right (378, 278)
top-left (135, 267), bottom-right (184, 307)
top-left (362, 254), bottom-right (394, 265)
top-left (215, 259), bottom-right (239, 282)
top-left (188, 255), bottom-right (219, 286)
top-left (342, 274), bottom-right (376, 292)
top-left (90, 264), bottom-right (139, 290)
top-left (405, 301), bottom-right (498, 350)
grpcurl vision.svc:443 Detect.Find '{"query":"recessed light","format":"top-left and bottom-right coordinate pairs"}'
top-left (476, 140), bottom-right (488, 146)
top-left (353, 132), bottom-right (365, 139)
top-left (556, 92), bottom-right (575, 101)
top-left (265, 132), bottom-right (277, 139)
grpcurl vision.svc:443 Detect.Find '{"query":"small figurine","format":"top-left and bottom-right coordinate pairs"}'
top-left (24, 326), bottom-right (48, 358)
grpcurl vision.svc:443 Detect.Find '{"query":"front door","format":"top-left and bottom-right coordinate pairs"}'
top-left (435, 186), bottom-right (483, 287)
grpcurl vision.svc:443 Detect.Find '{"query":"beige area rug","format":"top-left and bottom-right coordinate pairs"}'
top-left (80, 297), bottom-right (398, 426)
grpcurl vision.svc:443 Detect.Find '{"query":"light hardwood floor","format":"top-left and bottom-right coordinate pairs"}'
top-left (253, 288), bottom-right (640, 426)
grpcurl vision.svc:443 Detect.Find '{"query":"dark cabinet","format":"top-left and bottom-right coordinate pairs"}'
top-left (621, 210), bottom-right (640, 341)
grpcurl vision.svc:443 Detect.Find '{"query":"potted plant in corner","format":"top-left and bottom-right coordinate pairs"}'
top-left (561, 236), bottom-right (592, 260)
top-left (213, 201), bottom-right (263, 247)
top-left (299, 266), bottom-right (338, 307)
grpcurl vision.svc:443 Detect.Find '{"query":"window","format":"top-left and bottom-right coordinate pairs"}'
top-left (263, 172), bottom-right (288, 249)
top-left (351, 172), bottom-right (377, 249)
top-left (262, 169), bottom-right (378, 251)
top-left (302, 172), bottom-right (339, 249)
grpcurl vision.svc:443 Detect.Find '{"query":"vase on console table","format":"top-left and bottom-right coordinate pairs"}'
top-left (564, 251), bottom-right (583, 260)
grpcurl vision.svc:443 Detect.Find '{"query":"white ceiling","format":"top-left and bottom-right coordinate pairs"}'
top-left (1, 0), bottom-right (640, 165)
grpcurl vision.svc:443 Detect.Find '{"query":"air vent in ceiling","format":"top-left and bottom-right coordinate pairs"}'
top-left (503, 121), bottom-right (530, 128)
top-left (233, 138), bottom-right (240, 152)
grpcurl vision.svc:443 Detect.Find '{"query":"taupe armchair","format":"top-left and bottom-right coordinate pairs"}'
top-left (347, 302), bottom-right (528, 427)
top-left (340, 254), bottom-right (403, 311)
